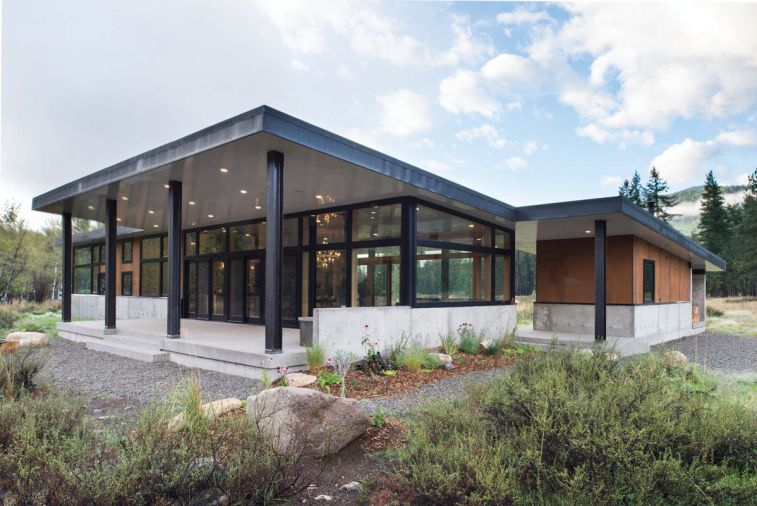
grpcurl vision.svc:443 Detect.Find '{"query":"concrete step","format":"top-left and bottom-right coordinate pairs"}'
top-left (102, 332), bottom-right (164, 348)
top-left (86, 339), bottom-right (169, 363)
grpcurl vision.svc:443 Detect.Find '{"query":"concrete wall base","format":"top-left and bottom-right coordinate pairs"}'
top-left (534, 302), bottom-right (696, 340)
top-left (72, 294), bottom-right (167, 321)
top-left (313, 305), bottom-right (517, 356)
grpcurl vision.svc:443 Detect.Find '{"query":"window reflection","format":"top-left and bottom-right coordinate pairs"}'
top-left (316, 212), bottom-right (346, 245)
top-left (315, 250), bottom-right (346, 308)
top-left (416, 246), bottom-right (491, 302)
top-left (352, 204), bottom-right (401, 241)
top-left (352, 246), bottom-right (401, 306)
top-left (416, 205), bottom-right (491, 247)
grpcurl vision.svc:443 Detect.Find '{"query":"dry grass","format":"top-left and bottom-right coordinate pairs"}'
top-left (515, 295), bottom-right (534, 325)
top-left (707, 297), bottom-right (757, 336)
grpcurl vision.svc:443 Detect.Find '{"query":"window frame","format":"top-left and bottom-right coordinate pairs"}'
top-left (121, 239), bottom-right (133, 263)
top-left (121, 271), bottom-right (133, 296)
top-left (643, 259), bottom-right (656, 304)
top-left (139, 234), bottom-right (168, 297)
top-left (73, 243), bottom-right (104, 294)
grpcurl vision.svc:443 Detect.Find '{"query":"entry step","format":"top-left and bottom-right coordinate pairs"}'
top-left (86, 339), bottom-right (169, 363)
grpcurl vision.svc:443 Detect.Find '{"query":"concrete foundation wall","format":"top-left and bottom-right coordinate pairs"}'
top-left (534, 302), bottom-right (697, 340)
top-left (72, 294), bottom-right (167, 321)
top-left (692, 273), bottom-right (706, 327)
top-left (313, 305), bottom-right (517, 356)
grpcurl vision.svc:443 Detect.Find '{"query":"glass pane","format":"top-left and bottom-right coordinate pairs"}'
top-left (199, 228), bottom-right (226, 255)
top-left (230, 223), bottom-right (266, 251)
top-left (495, 230), bottom-right (512, 249)
top-left (352, 246), bottom-right (401, 306)
top-left (122, 241), bottom-right (133, 263)
top-left (74, 247), bottom-right (91, 265)
top-left (301, 252), bottom-right (310, 316)
top-left (315, 250), bottom-right (346, 308)
top-left (247, 259), bottom-right (262, 319)
top-left (229, 259), bottom-right (244, 320)
top-left (495, 254), bottom-right (511, 302)
top-left (302, 218), bottom-right (310, 246)
top-left (282, 218), bottom-right (299, 247)
top-left (188, 262), bottom-right (197, 314)
top-left (353, 204), bottom-right (401, 241)
top-left (122, 272), bottom-right (132, 296)
top-left (97, 272), bottom-right (105, 295)
top-left (185, 232), bottom-right (198, 256)
top-left (416, 205), bottom-right (492, 247)
top-left (416, 246), bottom-right (491, 302)
top-left (73, 266), bottom-right (92, 293)
top-left (160, 237), bottom-right (167, 258)
top-left (197, 261), bottom-right (209, 318)
top-left (141, 237), bottom-right (161, 259)
top-left (97, 245), bottom-right (104, 263)
top-left (212, 261), bottom-right (225, 316)
top-left (161, 261), bottom-right (168, 297)
top-left (643, 260), bottom-right (655, 303)
top-left (141, 262), bottom-right (160, 296)
top-left (283, 255), bottom-right (297, 319)
top-left (316, 212), bottom-right (346, 245)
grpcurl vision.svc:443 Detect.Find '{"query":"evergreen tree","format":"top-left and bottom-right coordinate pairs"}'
top-left (618, 170), bottom-right (644, 206)
top-left (642, 167), bottom-right (678, 222)
top-left (732, 169), bottom-right (757, 295)
top-left (696, 171), bottom-right (731, 255)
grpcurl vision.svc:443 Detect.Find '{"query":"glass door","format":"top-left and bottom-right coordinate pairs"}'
top-left (246, 257), bottom-right (263, 322)
top-left (228, 259), bottom-right (245, 322)
top-left (211, 260), bottom-right (225, 319)
top-left (196, 260), bottom-right (209, 319)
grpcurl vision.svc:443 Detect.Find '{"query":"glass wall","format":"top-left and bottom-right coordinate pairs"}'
top-left (416, 247), bottom-right (491, 302)
top-left (352, 246), bottom-right (400, 306)
top-left (73, 245), bottom-right (100, 294)
top-left (140, 235), bottom-right (167, 296)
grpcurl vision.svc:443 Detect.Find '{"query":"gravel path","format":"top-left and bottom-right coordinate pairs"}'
top-left (36, 339), bottom-right (262, 405)
top-left (360, 366), bottom-right (511, 417)
top-left (651, 331), bottom-right (756, 374)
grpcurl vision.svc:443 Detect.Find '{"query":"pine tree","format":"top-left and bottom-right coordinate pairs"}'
top-left (732, 169), bottom-right (757, 295)
top-left (696, 171), bottom-right (731, 255)
top-left (618, 171), bottom-right (644, 206)
top-left (642, 167), bottom-right (678, 222)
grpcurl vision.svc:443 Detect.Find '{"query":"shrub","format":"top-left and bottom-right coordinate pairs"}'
top-left (482, 337), bottom-right (505, 355)
top-left (0, 347), bottom-right (43, 399)
top-left (438, 333), bottom-right (458, 355)
top-left (12, 313), bottom-right (60, 337)
top-left (372, 406), bottom-right (386, 428)
top-left (316, 369), bottom-right (342, 391)
top-left (396, 347), bottom-right (441, 373)
top-left (387, 331), bottom-right (410, 364)
top-left (707, 305), bottom-right (725, 318)
top-left (458, 326), bottom-right (480, 354)
top-left (0, 306), bottom-right (20, 330)
top-left (305, 342), bottom-right (326, 372)
top-left (383, 351), bottom-right (757, 504)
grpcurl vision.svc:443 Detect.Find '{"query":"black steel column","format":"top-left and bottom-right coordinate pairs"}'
top-left (400, 199), bottom-right (416, 306)
top-left (167, 180), bottom-right (182, 337)
top-left (104, 199), bottom-right (117, 329)
top-left (265, 151), bottom-right (284, 353)
top-left (594, 219), bottom-right (607, 341)
top-left (62, 212), bottom-right (72, 322)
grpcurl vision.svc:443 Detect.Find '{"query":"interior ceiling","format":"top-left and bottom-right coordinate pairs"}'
top-left (516, 216), bottom-right (720, 271)
top-left (42, 132), bottom-right (513, 231)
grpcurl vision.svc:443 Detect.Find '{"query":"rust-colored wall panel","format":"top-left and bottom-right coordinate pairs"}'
top-left (632, 237), bottom-right (690, 304)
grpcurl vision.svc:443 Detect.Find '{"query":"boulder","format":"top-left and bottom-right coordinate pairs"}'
top-left (340, 481), bottom-right (363, 492)
top-left (429, 353), bottom-right (453, 366)
top-left (6, 332), bottom-right (48, 348)
top-left (314, 495), bottom-right (333, 502)
top-left (246, 387), bottom-right (370, 457)
top-left (664, 350), bottom-right (688, 367)
top-left (579, 348), bottom-right (594, 356)
top-left (0, 341), bottom-right (20, 355)
top-left (169, 398), bottom-right (243, 431)
top-left (285, 372), bottom-right (317, 387)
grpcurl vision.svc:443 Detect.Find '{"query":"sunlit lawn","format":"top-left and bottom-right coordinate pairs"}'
top-left (707, 297), bottom-right (757, 336)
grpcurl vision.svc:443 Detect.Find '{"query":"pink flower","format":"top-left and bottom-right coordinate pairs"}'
top-left (326, 357), bottom-right (334, 364)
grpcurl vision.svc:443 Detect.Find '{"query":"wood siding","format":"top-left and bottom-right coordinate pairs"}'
top-left (536, 235), bottom-right (690, 305)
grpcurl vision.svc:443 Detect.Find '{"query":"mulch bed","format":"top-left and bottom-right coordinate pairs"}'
top-left (298, 351), bottom-right (519, 400)
top-left (360, 418), bottom-right (408, 451)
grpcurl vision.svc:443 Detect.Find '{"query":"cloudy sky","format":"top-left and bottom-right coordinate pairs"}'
top-left (2, 1), bottom-right (757, 228)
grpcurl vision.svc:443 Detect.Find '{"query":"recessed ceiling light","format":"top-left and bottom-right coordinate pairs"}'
top-left (254, 197), bottom-right (262, 210)
top-left (120, 196), bottom-right (128, 201)
top-left (372, 233), bottom-right (379, 237)
top-left (153, 224), bottom-right (159, 228)
top-left (468, 224), bottom-right (475, 228)
top-left (240, 189), bottom-right (248, 194)
top-left (87, 205), bottom-right (95, 210)
top-left (219, 167), bottom-right (229, 173)
top-left (191, 222), bottom-right (196, 226)
top-left (189, 201), bottom-right (195, 206)
top-left (585, 230), bottom-right (592, 234)
top-left (116, 218), bottom-right (122, 222)
top-left (148, 210), bottom-right (155, 214)
top-left (315, 194), bottom-right (323, 199)
top-left (163, 184), bottom-right (170, 189)
top-left (208, 214), bottom-right (214, 218)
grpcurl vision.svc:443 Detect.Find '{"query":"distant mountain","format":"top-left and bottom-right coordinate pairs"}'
top-left (667, 184), bottom-right (747, 238)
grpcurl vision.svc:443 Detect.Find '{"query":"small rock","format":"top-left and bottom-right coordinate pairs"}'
top-left (441, 363), bottom-right (455, 371)
top-left (169, 398), bottom-right (243, 431)
top-left (480, 339), bottom-right (492, 349)
top-left (5, 332), bottom-right (48, 348)
top-left (579, 348), bottom-right (594, 356)
top-left (314, 495), bottom-right (333, 501)
top-left (340, 481), bottom-right (363, 492)
top-left (664, 350), bottom-right (688, 367)
top-left (429, 353), bottom-right (453, 366)
top-left (285, 372), bottom-right (317, 387)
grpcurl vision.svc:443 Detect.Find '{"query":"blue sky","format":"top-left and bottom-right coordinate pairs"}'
top-left (2, 1), bottom-right (756, 228)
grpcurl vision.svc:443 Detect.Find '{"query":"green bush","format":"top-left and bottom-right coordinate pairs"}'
top-left (482, 337), bottom-right (505, 355)
top-left (305, 343), bottom-right (326, 371)
top-left (396, 347), bottom-right (442, 373)
top-left (438, 333), bottom-right (458, 355)
top-left (458, 332), bottom-right (479, 354)
top-left (316, 369), bottom-right (342, 391)
top-left (0, 306), bottom-right (19, 331)
top-left (707, 305), bottom-right (725, 318)
top-left (384, 351), bottom-right (757, 504)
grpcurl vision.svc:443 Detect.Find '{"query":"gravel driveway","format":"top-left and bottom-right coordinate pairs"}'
top-left (651, 331), bottom-right (756, 374)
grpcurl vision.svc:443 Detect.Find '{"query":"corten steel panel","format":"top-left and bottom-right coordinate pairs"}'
top-left (633, 237), bottom-right (690, 304)
top-left (536, 236), bottom-right (635, 305)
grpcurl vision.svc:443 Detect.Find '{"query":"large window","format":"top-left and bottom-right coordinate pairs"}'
top-left (140, 235), bottom-right (167, 297)
top-left (316, 212), bottom-right (346, 245)
top-left (121, 272), bottom-right (133, 296)
top-left (73, 244), bottom-right (103, 294)
top-left (122, 240), bottom-right (133, 263)
top-left (415, 204), bottom-right (512, 305)
top-left (199, 228), bottom-right (226, 255)
top-left (315, 250), bottom-right (346, 308)
top-left (353, 246), bottom-right (401, 306)
top-left (643, 259), bottom-right (655, 303)
top-left (231, 222), bottom-right (265, 251)
top-left (353, 204), bottom-right (401, 241)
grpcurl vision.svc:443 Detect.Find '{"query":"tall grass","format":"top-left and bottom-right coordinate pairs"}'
top-left (396, 347), bottom-right (441, 373)
top-left (383, 350), bottom-right (757, 504)
top-left (438, 333), bottom-right (458, 355)
top-left (305, 343), bottom-right (326, 372)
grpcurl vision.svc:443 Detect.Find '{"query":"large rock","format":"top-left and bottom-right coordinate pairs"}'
top-left (0, 341), bottom-right (20, 355)
top-left (285, 372), bottom-right (317, 387)
top-left (429, 352), bottom-right (453, 366)
top-left (664, 350), bottom-right (688, 367)
top-left (6, 332), bottom-right (48, 348)
top-left (246, 387), bottom-right (370, 457)
top-left (169, 398), bottom-right (243, 431)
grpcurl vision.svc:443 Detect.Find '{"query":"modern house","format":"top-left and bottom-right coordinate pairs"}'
top-left (32, 106), bottom-right (724, 377)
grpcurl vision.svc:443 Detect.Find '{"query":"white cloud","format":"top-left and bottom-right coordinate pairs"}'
top-left (439, 69), bottom-right (500, 117)
top-left (505, 156), bottom-right (529, 171)
top-left (481, 53), bottom-right (538, 85)
top-left (455, 124), bottom-right (507, 148)
top-left (435, 15), bottom-right (492, 67)
top-left (425, 160), bottom-right (452, 173)
top-left (496, 9), bottom-right (552, 26)
top-left (600, 176), bottom-right (624, 187)
top-left (413, 137), bottom-right (435, 149)
top-left (258, 0), bottom-right (424, 66)
top-left (527, 3), bottom-right (757, 141)
top-left (376, 89), bottom-right (432, 138)
top-left (290, 59), bottom-right (309, 71)
top-left (716, 129), bottom-right (757, 147)
top-left (523, 140), bottom-right (548, 156)
top-left (576, 123), bottom-right (655, 147)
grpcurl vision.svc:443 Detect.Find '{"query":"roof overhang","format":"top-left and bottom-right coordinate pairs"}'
top-left (515, 196), bottom-right (726, 272)
top-left (32, 106), bottom-right (516, 231)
